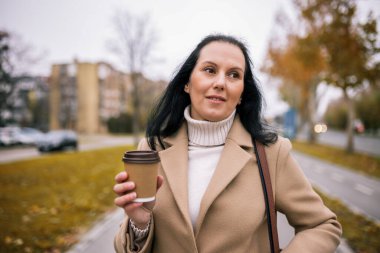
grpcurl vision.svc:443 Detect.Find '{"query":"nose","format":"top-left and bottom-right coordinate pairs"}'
top-left (213, 73), bottom-right (226, 90)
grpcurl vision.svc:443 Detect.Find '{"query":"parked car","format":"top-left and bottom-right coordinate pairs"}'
top-left (0, 127), bottom-right (19, 146)
top-left (353, 119), bottom-right (365, 134)
top-left (37, 130), bottom-right (78, 152)
top-left (0, 127), bottom-right (45, 146)
top-left (15, 127), bottom-right (45, 145)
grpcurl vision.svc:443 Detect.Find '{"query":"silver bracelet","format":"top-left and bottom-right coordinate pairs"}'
top-left (129, 218), bottom-right (151, 238)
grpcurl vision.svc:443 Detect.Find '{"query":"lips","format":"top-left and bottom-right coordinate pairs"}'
top-left (206, 95), bottom-right (226, 102)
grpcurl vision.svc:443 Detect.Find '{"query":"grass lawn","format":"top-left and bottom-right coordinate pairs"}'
top-left (0, 145), bottom-right (133, 253)
top-left (291, 140), bottom-right (380, 178)
top-left (317, 189), bottom-right (380, 253)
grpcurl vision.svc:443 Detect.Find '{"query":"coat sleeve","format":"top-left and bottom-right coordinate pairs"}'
top-left (113, 138), bottom-right (155, 253)
top-left (114, 217), bottom-right (154, 253)
top-left (274, 138), bottom-right (342, 253)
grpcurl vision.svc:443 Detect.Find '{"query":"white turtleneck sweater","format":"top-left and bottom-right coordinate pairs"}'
top-left (184, 106), bottom-right (235, 229)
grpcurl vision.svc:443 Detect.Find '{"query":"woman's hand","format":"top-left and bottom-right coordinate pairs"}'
top-left (113, 171), bottom-right (164, 229)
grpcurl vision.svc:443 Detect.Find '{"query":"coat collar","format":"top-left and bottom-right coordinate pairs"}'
top-left (225, 115), bottom-right (254, 149)
top-left (159, 116), bottom-right (255, 236)
top-left (159, 123), bottom-right (192, 231)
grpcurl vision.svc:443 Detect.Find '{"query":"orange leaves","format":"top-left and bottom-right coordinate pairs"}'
top-left (262, 34), bottom-right (326, 87)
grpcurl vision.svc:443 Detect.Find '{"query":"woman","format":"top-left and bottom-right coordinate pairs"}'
top-left (113, 34), bottom-right (342, 253)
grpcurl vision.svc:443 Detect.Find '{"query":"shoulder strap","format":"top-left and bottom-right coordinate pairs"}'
top-left (253, 139), bottom-right (280, 253)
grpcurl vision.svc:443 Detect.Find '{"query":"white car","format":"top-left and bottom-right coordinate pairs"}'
top-left (0, 127), bottom-right (19, 146)
top-left (15, 127), bottom-right (46, 145)
top-left (0, 127), bottom-right (45, 146)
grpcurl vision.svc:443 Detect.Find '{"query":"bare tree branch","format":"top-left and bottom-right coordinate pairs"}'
top-left (0, 31), bottom-right (45, 126)
top-left (108, 9), bottom-right (158, 145)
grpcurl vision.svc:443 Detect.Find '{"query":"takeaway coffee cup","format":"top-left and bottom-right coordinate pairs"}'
top-left (122, 150), bottom-right (160, 202)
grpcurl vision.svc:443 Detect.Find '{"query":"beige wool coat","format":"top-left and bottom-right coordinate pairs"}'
top-left (114, 117), bottom-right (342, 253)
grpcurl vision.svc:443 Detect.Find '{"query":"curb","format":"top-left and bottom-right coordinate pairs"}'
top-left (66, 209), bottom-right (124, 253)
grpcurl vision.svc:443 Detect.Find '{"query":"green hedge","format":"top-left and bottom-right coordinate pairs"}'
top-left (107, 113), bottom-right (133, 133)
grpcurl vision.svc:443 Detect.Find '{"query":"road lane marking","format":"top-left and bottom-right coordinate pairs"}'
top-left (354, 184), bottom-right (373, 196)
top-left (331, 173), bottom-right (344, 182)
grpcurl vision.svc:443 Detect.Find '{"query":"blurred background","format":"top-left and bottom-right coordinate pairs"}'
top-left (0, 0), bottom-right (379, 253)
top-left (0, 0), bottom-right (379, 151)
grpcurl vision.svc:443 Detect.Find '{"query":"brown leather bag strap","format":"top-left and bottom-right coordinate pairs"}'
top-left (253, 139), bottom-right (280, 253)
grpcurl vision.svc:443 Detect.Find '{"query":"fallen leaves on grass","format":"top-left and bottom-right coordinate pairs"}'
top-left (0, 145), bottom-right (133, 253)
top-left (292, 141), bottom-right (380, 178)
top-left (316, 189), bottom-right (380, 253)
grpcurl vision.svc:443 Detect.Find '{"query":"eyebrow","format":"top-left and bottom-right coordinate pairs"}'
top-left (200, 61), bottom-right (244, 73)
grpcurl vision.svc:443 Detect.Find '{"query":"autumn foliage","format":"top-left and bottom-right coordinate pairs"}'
top-left (262, 0), bottom-right (379, 151)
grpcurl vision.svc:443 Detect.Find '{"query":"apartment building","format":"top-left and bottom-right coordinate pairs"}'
top-left (49, 61), bottom-right (130, 134)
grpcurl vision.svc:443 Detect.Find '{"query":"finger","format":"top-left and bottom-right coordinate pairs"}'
top-left (124, 202), bottom-right (143, 212)
top-left (114, 171), bottom-right (128, 183)
top-left (114, 192), bottom-right (137, 207)
top-left (156, 175), bottom-right (164, 190)
top-left (113, 181), bottom-right (135, 195)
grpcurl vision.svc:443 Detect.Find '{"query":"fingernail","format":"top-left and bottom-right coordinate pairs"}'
top-left (114, 184), bottom-right (123, 192)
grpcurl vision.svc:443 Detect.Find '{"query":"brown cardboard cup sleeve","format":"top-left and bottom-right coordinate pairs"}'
top-left (122, 150), bottom-right (160, 202)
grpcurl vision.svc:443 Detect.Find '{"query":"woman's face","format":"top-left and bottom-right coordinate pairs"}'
top-left (185, 41), bottom-right (245, 122)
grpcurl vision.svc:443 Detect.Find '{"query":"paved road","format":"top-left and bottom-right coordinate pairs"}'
top-left (298, 129), bottom-right (380, 157)
top-left (0, 146), bottom-right (39, 163)
top-left (292, 151), bottom-right (380, 222)
top-left (0, 135), bottom-right (135, 164)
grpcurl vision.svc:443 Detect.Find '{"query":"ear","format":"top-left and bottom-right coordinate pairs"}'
top-left (238, 97), bottom-right (242, 105)
top-left (184, 84), bottom-right (190, 93)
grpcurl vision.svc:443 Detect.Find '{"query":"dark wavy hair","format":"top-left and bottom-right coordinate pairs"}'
top-left (146, 34), bottom-right (277, 150)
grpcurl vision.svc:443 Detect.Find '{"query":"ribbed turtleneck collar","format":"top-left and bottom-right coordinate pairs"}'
top-left (184, 106), bottom-right (236, 147)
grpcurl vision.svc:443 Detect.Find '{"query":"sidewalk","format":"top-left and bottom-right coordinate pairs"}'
top-left (66, 209), bottom-right (124, 253)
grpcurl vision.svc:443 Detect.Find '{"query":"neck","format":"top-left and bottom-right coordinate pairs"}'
top-left (184, 106), bottom-right (235, 147)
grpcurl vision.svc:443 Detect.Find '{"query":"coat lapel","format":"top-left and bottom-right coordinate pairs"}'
top-left (195, 117), bottom-right (255, 236)
top-left (159, 124), bottom-right (193, 230)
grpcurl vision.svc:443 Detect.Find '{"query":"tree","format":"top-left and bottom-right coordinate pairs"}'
top-left (0, 31), bottom-right (14, 126)
top-left (262, 29), bottom-right (327, 142)
top-left (109, 10), bottom-right (158, 145)
top-left (324, 98), bottom-right (348, 130)
top-left (294, 0), bottom-right (379, 153)
top-left (355, 87), bottom-right (380, 133)
top-left (0, 30), bottom-right (44, 126)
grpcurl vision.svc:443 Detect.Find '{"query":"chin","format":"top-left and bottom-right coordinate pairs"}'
top-left (204, 114), bottom-right (227, 122)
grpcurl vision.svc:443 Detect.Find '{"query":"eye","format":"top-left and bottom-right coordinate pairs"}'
top-left (228, 71), bottom-right (241, 79)
top-left (203, 67), bottom-right (216, 74)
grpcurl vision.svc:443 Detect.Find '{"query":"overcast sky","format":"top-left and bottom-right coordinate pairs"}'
top-left (1, 0), bottom-right (379, 117)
